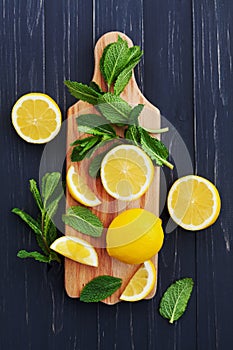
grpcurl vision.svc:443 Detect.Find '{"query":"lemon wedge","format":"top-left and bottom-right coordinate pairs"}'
top-left (67, 165), bottom-right (101, 207)
top-left (120, 260), bottom-right (156, 301)
top-left (167, 175), bottom-right (221, 231)
top-left (12, 93), bottom-right (61, 143)
top-left (50, 236), bottom-right (98, 267)
top-left (100, 145), bottom-right (154, 201)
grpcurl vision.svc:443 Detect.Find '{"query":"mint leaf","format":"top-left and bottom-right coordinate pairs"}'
top-left (62, 206), bottom-right (103, 237)
top-left (113, 65), bottom-right (133, 96)
top-left (29, 179), bottom-right (43, 212)
top-left (125, 125), bottom-right (141, 145)
top-left (128, 104), bottom-right (144, 125)
top-left (12, 208), bottom-right (42, 236)
top-left (139, 127), bottom-right (173, 169)
top-left (64, 80), bottom-right (101, 105)
top-left (42, 172), bottom-right (61, 207)
top-left (89, 81), bottom-right (104, 95)
top-left (88, 151), bottom-right (107, 178)
top-left (44, 219), bottom-right (57, 247)
top-left (88, 140), bottom-right (121, 178)
top-left (17, 250), bottom-right (50, 263)
top-left (101, 36), bottom-right (129, 87)
top-left (100, 43), bottom-right (114, 82)
top-left (13, 173), bottom-right (63, 264)
top-left (113, 49), bottom-right (143, 95)
top-left (80, 275), bottom-right (122, 302)
top-left (77, 114), bottom-right (116, 136)
top-left (71, 135), bottom-right (99, 146)
top-left (71, 136), bottom-right (102, 162)
top-left (159, 278), bottom-right (194, 324)
top-left (41, 173), bottom-right (49, 199)
top-left (43, 191), bottom-right (63, 245)
top-left (97, 93), bottom-right (132, 123)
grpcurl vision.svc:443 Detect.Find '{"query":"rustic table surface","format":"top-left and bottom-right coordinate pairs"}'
top-left (1, 1), bottom-right (232, 349)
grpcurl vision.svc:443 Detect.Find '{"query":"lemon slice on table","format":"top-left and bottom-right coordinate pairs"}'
top-left (167, 175), bottom-right (221, 231)
top-left (50, 236), bottom-right (98, 267)
top-left (67, 165), bottom-right (101, 207)
top-left (120, 260), bottom-right (156, 302)
top-left (100, 145), bottom-right (154, 201)
top-left (12, 93), bottom-right (62, 143)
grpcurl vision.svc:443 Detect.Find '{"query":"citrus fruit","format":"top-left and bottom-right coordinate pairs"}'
top-left (167, 175), bottom-right (221, 231)
top-left (12, 92), bottom-right (61, 143)
top-left (106, 208), bottom-right (164, 264)
top-left (67, 165), bottom-right (101, 207)
top-left (100, 145), bottom-right (154, 201)
top-left (120, 260), bottom-right (156, 301)
top-left (50, 236), bottom-right (98, 267)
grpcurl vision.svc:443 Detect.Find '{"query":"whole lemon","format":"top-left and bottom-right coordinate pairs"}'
top-left (106, 208), bottom-right (164, 264)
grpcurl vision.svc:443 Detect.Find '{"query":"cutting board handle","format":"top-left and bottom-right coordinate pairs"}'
top-left (92, 31), bottom-right (161, 120)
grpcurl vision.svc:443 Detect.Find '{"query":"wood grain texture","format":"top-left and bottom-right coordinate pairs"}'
top-left (65, 31), bottom-right (161, 304)
top-left (192, 1), bottom-right (233, 349)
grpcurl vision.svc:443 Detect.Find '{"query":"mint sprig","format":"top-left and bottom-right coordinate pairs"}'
top-left (12, 173), bottom-right (63, 264)
top-left (65, 36), bottom-right (173, 169)
top-left (80, 275), bottom-right (122, 302)
top-left (159, 278), bottom-right (194, 324)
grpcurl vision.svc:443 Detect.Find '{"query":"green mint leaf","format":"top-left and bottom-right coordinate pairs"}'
top-left (43, 190), bottom-right (63, 245)
top-left (29, 179), bottom-right (43, 212)
top-left (17, 250), bottom-right (50, 263)
top-left (78, 136), bottom-right (100, 155)
top-left (89, 81), bottom-right (104, 95)
top-left (88, 139), bottom-right (121, 178)
top-left (128, 104), bottom-right (144, 125)
top-left (124, 46), bottom-right (143, 68)
top-left (49, 251), bottom-right (61, 263)
top-left (113, 50), bottom-right (143, 96)
top-left (139, 127), bottom-right (170, 167)
top-left (64, 80), bottom-right (101, 105)
top-left (113, 66), bottom-right (133, 96)
top-left (35, 233), bottom-right (49, 256)
top-left (71, 146), bottom-right (89, 162)
top-left (71, 136), bottom-right (102, 162)
top-left (100, 43), bottom-right (114, 82)
top-left (41, 173), bottom-right (49, 199)
top-left (42, 172), bottom-right (61, 207)
top-left (80, 275), bottom-right (122, 302)
top-left (44, 219), bottom-right (57, 247)
top-left (97, 93), bottom-right (132, 123)
top-left (159, 278), bottom-right (194, 324)
top-left (71, 135), bottom-right (99, 146)
top-left (88, 152), bottom-right (105, 178)
top-left (62, 206), bottom-right (103, 238)
top-left (12, 208), bottom-right (42, 236)
top-left (88, 149), bottom-right (110, 178)
top-left (77, 114), bottom-right (116, 136)
top-left (101, 36), bottom-right (129, 87)
top-left (125, 125), bottom-right (141, 145)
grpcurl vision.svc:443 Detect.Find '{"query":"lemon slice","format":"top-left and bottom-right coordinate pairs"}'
top-left (120, 260), bottom-right (156, 301)
top-left (50, 236), bottom-right (98, 267)
top-left (167, 175), bottom-right (221, 231)
top-left (100, 145), bottom-right (154, 201)
top-left (67, 165), bottom-right (101, 207)
top-left (12, 92), bottom-right (61, 143)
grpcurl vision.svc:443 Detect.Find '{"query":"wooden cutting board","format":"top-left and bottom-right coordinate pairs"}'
top-left (65, 31), bottom-right (161, 305)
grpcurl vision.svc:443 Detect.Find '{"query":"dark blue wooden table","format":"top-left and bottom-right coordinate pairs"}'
top-left (1, 1), bottom-right (232, 349)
